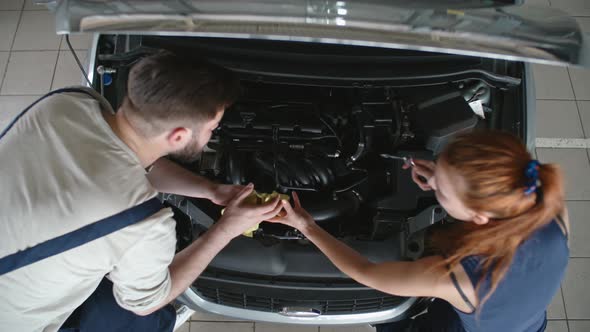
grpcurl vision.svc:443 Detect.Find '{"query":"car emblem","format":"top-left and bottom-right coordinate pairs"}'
top-left (279, 307), bottom-right (322, 318)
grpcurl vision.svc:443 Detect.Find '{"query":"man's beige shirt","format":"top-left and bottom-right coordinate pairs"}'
top-left (0, 88), bottom-right (176, 332)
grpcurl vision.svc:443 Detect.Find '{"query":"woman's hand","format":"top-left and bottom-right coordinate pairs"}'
top-left (403, 159), bottom-right (436, 191)
top-left (269, 192), bottom-right (316, 233)
top-left (215, 184), bottom-right (283, 239)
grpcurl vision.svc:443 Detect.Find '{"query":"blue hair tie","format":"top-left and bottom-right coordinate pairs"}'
top-left (524, 160), bottom-right (541, 196)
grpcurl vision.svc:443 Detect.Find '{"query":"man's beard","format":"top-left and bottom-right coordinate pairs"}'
top-left (170, 135), bottom-right (203, 163)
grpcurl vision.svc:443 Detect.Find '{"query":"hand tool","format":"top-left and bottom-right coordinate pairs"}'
top-left (379, 154), bottom-right (429, 184)
top-left (379, 154), bottom-right (415, 167)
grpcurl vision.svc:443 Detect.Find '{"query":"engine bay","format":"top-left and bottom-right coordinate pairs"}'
top-left (94, 35), bottom-right (524, 263)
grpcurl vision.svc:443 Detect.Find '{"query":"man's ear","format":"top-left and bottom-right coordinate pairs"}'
top-left (472, 212), bottom-right (490, 225)
top-left (166, 127), bottom-right (191, 149)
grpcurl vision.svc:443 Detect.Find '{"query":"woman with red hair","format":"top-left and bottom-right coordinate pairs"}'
top-left (274, 130), bottom-right (569, 332)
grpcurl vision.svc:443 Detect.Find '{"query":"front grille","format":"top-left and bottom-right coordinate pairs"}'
top-left (194, 283), bottom-right (404, 315)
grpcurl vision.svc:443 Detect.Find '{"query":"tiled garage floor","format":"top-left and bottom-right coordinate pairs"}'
top-left (0, 0), bottom-right (589, 331)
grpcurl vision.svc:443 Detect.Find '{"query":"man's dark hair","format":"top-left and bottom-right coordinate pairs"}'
top-left (122, 51), bottom-right (241, 136)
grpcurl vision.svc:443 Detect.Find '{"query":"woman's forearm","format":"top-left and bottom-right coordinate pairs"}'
top-left (301, 223), bottom-right (448, 298)
top-left (301, 223), bottom-right (374, 281)
top-left (277, 195), bottom-right (450, 299)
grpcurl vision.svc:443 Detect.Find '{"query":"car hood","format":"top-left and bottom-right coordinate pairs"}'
top-left (51, 0), bottom-right (588, 66)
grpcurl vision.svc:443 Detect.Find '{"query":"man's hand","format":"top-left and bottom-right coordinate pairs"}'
top-left (215, 184), bottom-right (284, 239)
top-left (269, 192), bottom-right (316, 234)
top-left (208, 183), bottom-right (246, 206)
top-left (403, 159), bottom-right (436, 191)
top-left (144, 184), bottom-right (275, 317)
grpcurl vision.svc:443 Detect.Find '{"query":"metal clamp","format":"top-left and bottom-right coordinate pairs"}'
top-left (408, 205), bottom-right (447, 235)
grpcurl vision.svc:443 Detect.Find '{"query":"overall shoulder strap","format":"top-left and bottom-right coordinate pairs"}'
top-left (0, 197), bottom-right (163, 276)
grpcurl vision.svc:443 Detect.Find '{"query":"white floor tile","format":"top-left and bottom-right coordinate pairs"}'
top-left (547, 287), bottom-right (567, 320)
top-left (0, 0), bottom-right (24, 10)
top-left (52, 50), bottom-right (88, 89)
top-left (562, 258), bottom-right (590, 319)
top-left (24, 0), bottom-right (48, 10)
top-left (190, 322), bottom-right (254, 332)
top-left (255, 323), bottom-right (317, 332)
top-left (569, 320), bottom-right (590, 332)
top-left (176, 322), bottom-right (190, 332)
top-left (12, 11), bottom-right (61, 51)
top-left (0, 12), bottom-right (20, 51)
top-left (536, 100), bottom-right (584, 138)
top-left (568, 67), bottom-right (590, 101)
top-left (0, 95), bottom-right (40, 129)
top-left (62, 33), bottom-right (93, 51)
top-left (320, 325), bottom-right (375, 332)
top-left (578, 101), bottom-right (590, 138)
top-left (576, 17), bottom-right (590, 34)
top-left (545, 320), bottom-right (569, 332)
top-left (1, 51), bottom-right (57, 95)
top-left (567, 201), bottom-right (590, 257)
top-left (550, 0), bottom-right (590, 16)
top-left (536, 148), bottom-right (590, 200)
top-left (532, 64), bottom-right (575, 100)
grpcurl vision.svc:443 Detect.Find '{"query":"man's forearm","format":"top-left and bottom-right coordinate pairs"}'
top-left (166, 225), bottom-right (231, 302)
top-left (137, 225), bottom-right (232, 316)
top-left (147, 158), bottom-right (215, 199)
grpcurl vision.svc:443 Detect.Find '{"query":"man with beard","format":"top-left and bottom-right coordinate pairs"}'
top-left (0, 52), bottom-right (283, 332)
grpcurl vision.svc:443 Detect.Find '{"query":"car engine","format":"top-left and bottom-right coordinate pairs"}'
top-left (165, 79), bottom-right (485, 247)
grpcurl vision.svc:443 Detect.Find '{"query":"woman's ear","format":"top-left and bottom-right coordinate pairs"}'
top-left (472, 212), bottom-right (490, 225)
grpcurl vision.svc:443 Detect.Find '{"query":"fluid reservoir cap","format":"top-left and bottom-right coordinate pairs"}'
top-left (103, 73), bottom-right (113, 86)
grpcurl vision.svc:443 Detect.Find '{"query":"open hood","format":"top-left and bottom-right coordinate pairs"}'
top-left (52, 0), bottom-right (588, 66)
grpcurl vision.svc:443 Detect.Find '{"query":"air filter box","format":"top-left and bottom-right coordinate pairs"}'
top-left (414, 91), bottom-right (478, 154)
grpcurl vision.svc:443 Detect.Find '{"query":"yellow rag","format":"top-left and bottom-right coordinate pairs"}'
top-left (221, 190), bottom-right (290, 237)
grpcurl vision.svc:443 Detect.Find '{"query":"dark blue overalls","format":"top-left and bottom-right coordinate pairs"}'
top-left (376, 218), bottom-right (569, 332)
top-left (0, 89), bottom-right (176, 332)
